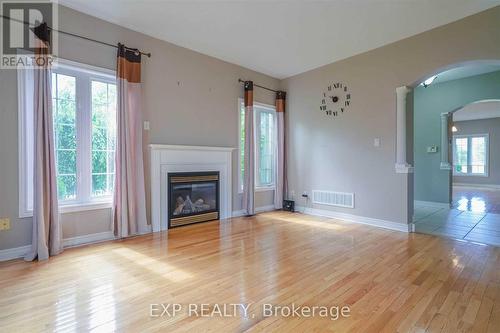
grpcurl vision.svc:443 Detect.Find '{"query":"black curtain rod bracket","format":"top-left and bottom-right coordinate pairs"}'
top-left (238, 78), bottom-right (278, 93)
top-left (0, 15), bottom-right (151, 58)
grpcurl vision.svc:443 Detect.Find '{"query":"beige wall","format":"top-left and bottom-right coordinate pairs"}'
top-left (2, 5), bottom-right (500, 251)
top-left (0, 5), bottom-right (279, 250)
top-left (281, 6), bottom-right (500, 224)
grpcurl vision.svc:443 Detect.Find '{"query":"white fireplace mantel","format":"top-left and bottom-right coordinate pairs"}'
top-left (150, 144), bottom-right (235, 232)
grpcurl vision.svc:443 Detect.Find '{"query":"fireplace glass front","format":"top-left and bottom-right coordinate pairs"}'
top-left (168, 172), bottom-right (219, 228)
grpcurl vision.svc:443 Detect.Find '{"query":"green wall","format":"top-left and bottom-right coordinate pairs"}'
top-left (414, 70), bottom-right (500, 203)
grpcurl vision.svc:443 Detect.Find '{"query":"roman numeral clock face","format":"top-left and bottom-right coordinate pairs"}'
top-left (320, 82), bottom-right (351, 117)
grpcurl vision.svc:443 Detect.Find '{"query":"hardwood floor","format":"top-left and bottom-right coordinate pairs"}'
top-left (1, 211), bottom-right (499, 332)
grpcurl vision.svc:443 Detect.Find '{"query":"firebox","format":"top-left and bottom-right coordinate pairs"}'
top-left (168, 171), bottom-right (220, 228)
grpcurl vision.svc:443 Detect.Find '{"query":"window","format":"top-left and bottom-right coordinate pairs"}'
top-left (453, 134), bottom-right (488, 176)
top-left (238, 99), bottom-right (277, 192)
top-left (19, 59), bottom-right (116, 216)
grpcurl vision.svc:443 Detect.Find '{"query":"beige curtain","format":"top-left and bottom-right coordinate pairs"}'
top-left (113, 44), bottom-right (148, 237)
top-left (274, 91), bottom-right (286, 209)
top-left (25, 23), bottom-right (63, 261)
top-left (243, 81), bottom-right (255, 215)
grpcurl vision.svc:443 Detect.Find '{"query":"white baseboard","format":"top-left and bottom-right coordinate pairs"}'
top-left (414, 200), bottom-right (451, 208)
top-left (63, 231), bottom-right (115, 248)
top-left (0, 245), bottom-right (32, 262)
top-left (0, 231), bottom-right (116, 262)
top-left (255, 205), bottom-right (276, 213)
top-left (231, 210), bottom-right (246, 217)
top-left (232, 205), bottom-right (276, 217)
top-left (296, 206), bottom-right (410, 233)
top-left (453, 183), bottom-right (500, 190)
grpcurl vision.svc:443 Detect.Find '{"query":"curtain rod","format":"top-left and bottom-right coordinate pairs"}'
top-left (0, 15), bottom-right (151, 58)
top-left (238, 79), bottom-right (278, 93)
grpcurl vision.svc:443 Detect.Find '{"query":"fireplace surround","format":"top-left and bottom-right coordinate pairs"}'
top-left (150, 144), bottom-right (234, 232)
top-left (168, 171), bottom-right (220, 228)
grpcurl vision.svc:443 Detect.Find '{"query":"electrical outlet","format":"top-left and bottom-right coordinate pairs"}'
top-left (0, 218), bottom-right (10, 231)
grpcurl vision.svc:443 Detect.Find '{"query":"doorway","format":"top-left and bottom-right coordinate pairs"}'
top-left (412, 64), bottom-right (500, 246)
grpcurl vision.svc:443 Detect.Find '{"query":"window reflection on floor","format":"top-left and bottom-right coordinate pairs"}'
top-left (455, 196), bottom-right (486, 213)
top-left (413, 187), bottom-right (500, 247)
top-left (453, 186), bottom-right (500, 214)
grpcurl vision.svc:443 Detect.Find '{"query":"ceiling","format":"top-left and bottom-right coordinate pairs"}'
top-left (59, 0), bottom-right (500, 79)
top-left (433, 63), bottom-right (500, 85)
top-left (454, 100), bottom-right (500, 122)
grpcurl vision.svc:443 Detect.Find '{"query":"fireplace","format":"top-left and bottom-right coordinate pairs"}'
top-left (168, 171), bottom-right (220, 228)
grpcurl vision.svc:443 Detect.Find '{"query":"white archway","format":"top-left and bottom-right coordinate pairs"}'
top-left (395, 59), bottom-right (500, 225)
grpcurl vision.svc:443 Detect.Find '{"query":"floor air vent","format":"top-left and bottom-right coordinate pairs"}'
top-left (312, 190), bottom-right (354, 208)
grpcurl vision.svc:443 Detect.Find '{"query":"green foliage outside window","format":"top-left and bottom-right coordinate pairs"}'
top-left (52, 73), bottom-right (116, 201)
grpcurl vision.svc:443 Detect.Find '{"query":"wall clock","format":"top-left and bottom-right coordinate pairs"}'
top-left (320, 82), bottom-right (351, 117)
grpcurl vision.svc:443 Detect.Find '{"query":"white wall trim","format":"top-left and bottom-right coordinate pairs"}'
top-left (255, 205), bottom-right (276, 213)
top-left (0, 231), bottom-right (116, 262)
top-left (149, 144), bottom-right (234, 152)
top-left (296, 206), bottom-right (410, 233)
top-left (414, 200), bottom-right (451, 208)
top-left (0, 245), bottom-right (32, 262)
top-left (453, 183), bottom-right (500, 190)
top-left (63, 231), bottom-right (115, 248)
top-left (395, 164), bottom-right (414, 174)
top-left (232, 210), bottom-right (246, 217)
top-left (232, 205), bottom-right (276, 217)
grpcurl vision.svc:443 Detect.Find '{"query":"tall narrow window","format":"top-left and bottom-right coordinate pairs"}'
top-left (454, 137), bottom-right (468, 175)
top-left (52, 73), bottom-right (77, 201)
top-left (257, 110), bottom-right (275, 187)
top-left (239, 101), bottom-right (245, 192)
top-left (91, 81), bottom-right (117, 198)
top-left (453, 134), bottom-right (488, 176)
top-left (238, 99), bottom-right (276, 191)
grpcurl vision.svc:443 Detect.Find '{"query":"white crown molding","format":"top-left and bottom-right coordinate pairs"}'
top-left (297, 206), bottom-right (410, 233)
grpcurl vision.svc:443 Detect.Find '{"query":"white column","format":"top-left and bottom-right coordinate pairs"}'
top-left (440, 113), bottom-right (452, 170)
top-left (395, 86), bottom-right (413, 173)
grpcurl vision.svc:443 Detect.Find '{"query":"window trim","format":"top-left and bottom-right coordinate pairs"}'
top-left (452, 133), bottom-right (489, 177)
top-left (237, 98), bottom-right (277, 193)
top-left (18, 58), bottom-right (116, 218)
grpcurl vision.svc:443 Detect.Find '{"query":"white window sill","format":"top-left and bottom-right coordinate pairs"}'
top-left (20, 201), bottom-right (112, 218)
top-left (255, 186), bottom-right (275, 192)
top-left (237, 187), bottom-right (275, 195)
top-left (60, 201), bottom-right (113, 213)
top-left (453, 173), bottom-right (488, 177)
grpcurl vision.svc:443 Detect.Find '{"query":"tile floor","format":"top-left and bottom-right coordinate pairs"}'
top-left (414, 188), bottom-right (500, 247)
